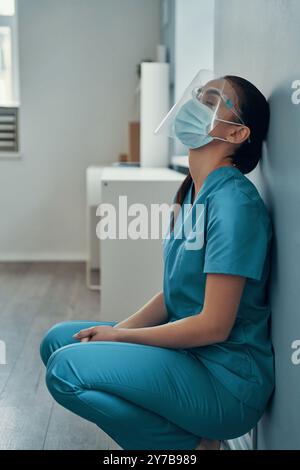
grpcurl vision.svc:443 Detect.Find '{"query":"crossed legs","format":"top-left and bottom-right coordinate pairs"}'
top-left (40, 321), bottom-right (261, 450)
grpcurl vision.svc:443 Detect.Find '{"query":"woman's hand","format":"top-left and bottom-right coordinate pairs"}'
top-left (73, 325), bottom-right (120, 343)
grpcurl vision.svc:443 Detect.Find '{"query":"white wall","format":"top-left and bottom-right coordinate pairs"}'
top-left (173, 0), bottom-right (214, 155)
top-left (174, 0), bottom-right (214, 100)
top-left (215, 0), bottom-right (300, 450)
top-left (0, 0), bottom-right (160, 260)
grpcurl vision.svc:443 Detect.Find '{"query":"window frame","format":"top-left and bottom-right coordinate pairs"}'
top-left (0, 0), bottom-right (20, 158)
top-left (0, 0), bottom-right (19, 106)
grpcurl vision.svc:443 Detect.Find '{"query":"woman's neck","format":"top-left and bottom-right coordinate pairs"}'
top-left (188, 146), bottom-right (234, 200)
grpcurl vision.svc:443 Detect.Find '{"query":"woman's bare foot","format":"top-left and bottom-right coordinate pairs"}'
top-left (195, 438), bottom-right (221, 450)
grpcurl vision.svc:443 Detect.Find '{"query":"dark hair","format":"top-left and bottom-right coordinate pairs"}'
top-left (224, 75), bottom-right (270, 174)
top-left (173, 75), bottom-right (270, 209)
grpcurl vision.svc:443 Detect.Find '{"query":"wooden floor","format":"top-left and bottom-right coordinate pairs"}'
top-left (0, 262), bottom-right (121, 450)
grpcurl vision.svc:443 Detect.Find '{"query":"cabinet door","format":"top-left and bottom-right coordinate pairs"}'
top-left (99, 178), bottom-right (182, 322)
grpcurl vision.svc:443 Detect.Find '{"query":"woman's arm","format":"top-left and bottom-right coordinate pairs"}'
top-left (113, 291), bottom-right (168, 329)
top-left (116, 274), bottom-right (246, 348)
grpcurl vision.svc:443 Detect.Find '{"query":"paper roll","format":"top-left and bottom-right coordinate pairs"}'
top-left (140, 62), bottom-right (170, 168)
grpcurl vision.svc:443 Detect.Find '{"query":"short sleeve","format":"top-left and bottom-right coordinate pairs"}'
top-left (203, 191), bottom-right (270, 281)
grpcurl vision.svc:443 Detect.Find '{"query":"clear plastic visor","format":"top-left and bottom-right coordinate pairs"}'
top-left (154, 69), bottom-right (245, 139)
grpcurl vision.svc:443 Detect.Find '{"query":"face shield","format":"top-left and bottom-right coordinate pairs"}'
top-left (154, 69), bottom-right (249, 149)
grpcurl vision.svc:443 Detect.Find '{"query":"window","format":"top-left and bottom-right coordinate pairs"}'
top-left (0, 0), bottom-right (18, 105)
top-left (0, 0), bottom-right (20, 155)
top-left (0, 0), bottom-right (15, 16)
top-left (0, 26), bottom-right (13, 103)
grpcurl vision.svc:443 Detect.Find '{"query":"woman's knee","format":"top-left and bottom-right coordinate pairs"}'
top-left (40, 321), bottom-right (75, 366)
top-left (45, 346), bottom-right (80, 404)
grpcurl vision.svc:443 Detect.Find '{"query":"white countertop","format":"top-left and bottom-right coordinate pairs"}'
top-left (86, 165), bottom-right (185, 206)
top-left (170, 155), bottom-right (189, 168)
top-left (101, 166), bottom-right (185, 182)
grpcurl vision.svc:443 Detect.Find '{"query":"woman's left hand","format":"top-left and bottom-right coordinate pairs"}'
top-left (73, 325), bottom-right (120, 343)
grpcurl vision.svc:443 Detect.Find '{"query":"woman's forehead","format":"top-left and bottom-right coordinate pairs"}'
top-left (205, 78), bottom-right (224, 89)
top-left (203, 78), bottom-right (236, 94)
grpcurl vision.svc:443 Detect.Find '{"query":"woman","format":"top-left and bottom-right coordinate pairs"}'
top-left (40, 72), bottom-right (274, 451)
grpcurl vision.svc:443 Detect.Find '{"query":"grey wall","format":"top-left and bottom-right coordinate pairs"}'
top-left (215, 0), bottom-right (300, 450)
top-left (0, 0), bottom-right (160, 260)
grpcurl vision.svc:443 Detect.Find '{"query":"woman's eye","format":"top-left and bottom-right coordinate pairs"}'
top-left (204, 101), bottom-right (215, 108)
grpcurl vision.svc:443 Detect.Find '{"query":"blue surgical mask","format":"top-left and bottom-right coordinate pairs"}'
top-left (174, 98), bottom-right (242, 149)
top-left (174, 99), bottom-right (215, 149)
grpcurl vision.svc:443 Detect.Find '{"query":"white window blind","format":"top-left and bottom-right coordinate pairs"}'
top-left (0, 105), bottom-right (18, 151)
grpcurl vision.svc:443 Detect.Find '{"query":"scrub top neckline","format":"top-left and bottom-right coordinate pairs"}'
top-left (190, 165), bottom-right (241, 205)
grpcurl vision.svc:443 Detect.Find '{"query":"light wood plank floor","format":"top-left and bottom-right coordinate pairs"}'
top-left (0, 262), bottom-right (121, 450)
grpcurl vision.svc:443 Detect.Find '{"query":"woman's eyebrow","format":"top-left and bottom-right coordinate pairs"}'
top-left (204, 88), bottom-right (222, 97)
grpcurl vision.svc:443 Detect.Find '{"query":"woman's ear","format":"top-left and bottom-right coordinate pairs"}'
top-left (227, 125), bottom-right (251, 145)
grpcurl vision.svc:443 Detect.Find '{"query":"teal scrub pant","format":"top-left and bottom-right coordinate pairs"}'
top-left (40, 320), bottom-right (263, 450)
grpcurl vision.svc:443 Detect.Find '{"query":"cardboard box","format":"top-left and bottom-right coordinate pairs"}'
top-left (118, 153), bottom-right (128, 163)
top-left (128, 121), bottom-right (140, 162)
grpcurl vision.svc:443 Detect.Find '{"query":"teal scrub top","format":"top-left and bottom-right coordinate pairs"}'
top-left (163, 166), bottom-right (275, 412)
